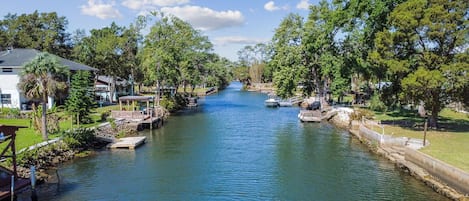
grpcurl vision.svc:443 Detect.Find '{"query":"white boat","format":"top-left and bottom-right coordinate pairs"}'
top-left (265, 98), bottom-right (279, 107)
top-left (278, 100), bottom-right (293, 107)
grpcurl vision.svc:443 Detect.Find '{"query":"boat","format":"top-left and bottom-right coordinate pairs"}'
top-left (265, 98), bottom-right (279, 107)
top-left (278, 99), bottom-right (293, 107)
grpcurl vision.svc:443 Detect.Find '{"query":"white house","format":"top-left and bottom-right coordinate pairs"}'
top-left (0, 48), bottom-right (96, 110)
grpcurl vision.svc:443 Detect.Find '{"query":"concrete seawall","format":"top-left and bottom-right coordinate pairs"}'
top-left (405, 148), bottom-right (469, 195)
top-left (329, 107), bottom-right (468, 199)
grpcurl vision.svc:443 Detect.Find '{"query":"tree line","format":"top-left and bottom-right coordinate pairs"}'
top-left (0, 11), bottom-right (232, 97)
top-left (235, 0), bottom-right (468, 127)
top-left (1, 11), bottom-right (233, 140)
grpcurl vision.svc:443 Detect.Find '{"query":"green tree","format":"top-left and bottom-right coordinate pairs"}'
top-left (18, 52), bottom-right (68, 140)
top-left (0, 11), bottom-right (71, 57)
top-left (238, 43), bottom-right (269, 83)
top-left (269, 13), bottom-right (304, 98)
top-left (375, 0), bottom-right (469, 127)
top-left (302, 1), bottom-right (349, 102)
top-left (141, 13), bottom-right (214, 96)
top-left (73, 23), bottom-right (134, 102)
top-left (65, 70), bottom-right (95, 126)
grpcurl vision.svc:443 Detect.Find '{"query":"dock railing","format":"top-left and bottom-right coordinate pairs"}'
top-left (111, 106), bottom-right (165, 121)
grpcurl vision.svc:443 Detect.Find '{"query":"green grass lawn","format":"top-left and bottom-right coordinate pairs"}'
top-left (0, 118), bottom-right (60, 151)
top-left (371, 108), bottom-right (469, 172)
top-left (0, 108), bottom-right (111, 151)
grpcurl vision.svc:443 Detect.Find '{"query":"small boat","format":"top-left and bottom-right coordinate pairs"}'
top-left (265, 98), bottom-right (279, 107)
top-left (278, 100), bottom-right (293, 107)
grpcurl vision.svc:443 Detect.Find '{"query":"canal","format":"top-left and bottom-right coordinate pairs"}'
top-left (26, 82), bottom-right (448, 200)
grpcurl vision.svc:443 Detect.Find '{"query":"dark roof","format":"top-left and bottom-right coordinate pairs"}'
top-left (0, 48), bottom-right (97, 71)
top-left (97, 75), bottom-right (128, 86)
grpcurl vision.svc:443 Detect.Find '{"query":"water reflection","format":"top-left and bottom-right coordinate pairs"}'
top-left (18, 82), bottom-right (448, 201)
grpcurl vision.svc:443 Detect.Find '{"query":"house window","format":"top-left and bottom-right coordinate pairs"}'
top-left (1, 94), bottom-right (11, 104)
top-left (2, 68), bottom-right (12, 72)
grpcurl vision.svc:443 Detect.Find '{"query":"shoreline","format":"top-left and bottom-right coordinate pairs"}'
top-left (11, 87), bottom-right (468, 200)
top-left (328, 110), bottom-right (468, 200)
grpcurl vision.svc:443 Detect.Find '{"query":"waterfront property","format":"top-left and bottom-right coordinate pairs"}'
top-left (111, 95), bottom-right (164, 129)
top-left (24, 82), bottom-right (448, 201)
top-left (0, 48), bottom-right (97, 110)
top-left (95, 75), bottom-right (132, 104)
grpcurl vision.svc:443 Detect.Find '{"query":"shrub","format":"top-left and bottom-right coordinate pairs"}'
top-left (350, 108), bottom-right (375, 121)
top-left (160, 96), bottom-right (176, 111)
top-left (100, 110), bottom-right (110, 122)
top-left (61, 128), bottom-right (95, 149)
top-left (369, 94), bottom-right (388, 112)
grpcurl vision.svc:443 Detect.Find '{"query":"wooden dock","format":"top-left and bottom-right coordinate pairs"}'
top-left (108, 136), bottom-right (147, 150)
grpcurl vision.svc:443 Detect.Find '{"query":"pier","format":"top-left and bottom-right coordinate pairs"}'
top-left (108, 136), bottom-right (147, 150)
top-left (111, 95), bottom-right (165, 130)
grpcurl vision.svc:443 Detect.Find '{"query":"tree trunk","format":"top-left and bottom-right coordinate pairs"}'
top-left (429, 111), bottom-right (439, 128)
top-left (41, 100), bottom-right (48, 141)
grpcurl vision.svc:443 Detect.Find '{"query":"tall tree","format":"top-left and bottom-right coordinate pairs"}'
top-left (374, 0), bottom-right (469, 127)
top-left (65, 70), bottom-right (95, 126)
top-left (141, 13), bottom-right (213, 94)
top-left (18, 53), bottom-right (68, 140)
top-left (238, 43), bottom-right (269, 83)
top-left (0, 11), bottom-right (71, 57)
top-left (73, 23), bottom-right (134, 102)
top-left (269, 13), bottom-right (304, 98)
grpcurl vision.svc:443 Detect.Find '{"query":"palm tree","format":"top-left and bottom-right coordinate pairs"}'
top-left (18, 52), bottom-right (68, 140)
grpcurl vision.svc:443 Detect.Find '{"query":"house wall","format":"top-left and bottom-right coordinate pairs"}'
top-left (0, 67), bottom-right (24, 108)
top-left (96, 84), bottom-right (111, 102)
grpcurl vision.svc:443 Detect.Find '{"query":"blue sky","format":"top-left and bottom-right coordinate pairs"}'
top-left (0, 0), bottom-right (318, 61)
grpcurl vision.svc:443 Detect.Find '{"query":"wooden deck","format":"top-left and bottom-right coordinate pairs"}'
top-left (108, 136), bottom-right (146, 150)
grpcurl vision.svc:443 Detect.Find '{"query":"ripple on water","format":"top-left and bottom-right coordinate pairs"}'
top-left (20, 82), bottom-right (449, 201)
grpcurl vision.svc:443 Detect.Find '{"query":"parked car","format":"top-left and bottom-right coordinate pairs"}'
top-left (308, 101), bottom-right (321, 110)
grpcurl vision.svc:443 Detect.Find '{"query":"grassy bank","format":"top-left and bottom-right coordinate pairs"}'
top-left (0, 106), bottom-right (112, 151)
top-left (371, 108), bottom-right (469, 172)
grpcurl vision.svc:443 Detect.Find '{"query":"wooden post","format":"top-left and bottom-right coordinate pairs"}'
top-left (150, 109), bottom-right (153, 130)
top-left (119, 100), bottom-right (122, 111)
top-left (11, 132), bottom-right (17, 179)
top-left (423, 117), bottom-right (428, 146)
top-left (146, 100), bottom-right (150, 115)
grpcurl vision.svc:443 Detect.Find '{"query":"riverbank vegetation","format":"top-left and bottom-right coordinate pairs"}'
top-left (234, 0), bottom-right (468, 128)
top-left (0, 11), bottom-right (233, 149)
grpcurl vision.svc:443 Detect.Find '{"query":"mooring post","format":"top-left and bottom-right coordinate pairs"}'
top-left (30, 166), bottom-right (38, 201)
top-left (10, 175), bottom-right (14, 201)
top-left (150, 109), bottom-right (153, 130)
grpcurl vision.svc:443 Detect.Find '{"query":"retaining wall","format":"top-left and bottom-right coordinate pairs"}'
top-left (358, 124), bottom-right (408, 146)
top-left (405, 147), bottom-right (469, 195)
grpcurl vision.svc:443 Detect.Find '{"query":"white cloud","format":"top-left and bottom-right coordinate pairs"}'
top-left (296, 0), bottom-right (310, 10)
top-left (264, 1), bottom-right (279, 11)
top-left (264, 1), bottom-right (289, 12)
top-left (122, 0), bottom-right (190, 10)
top-left (161, 6), bottom-right (244, 31)
top-left (214, 36), bottom-right (268, 46)
top-left (81, 0), bottom-right (122, 19)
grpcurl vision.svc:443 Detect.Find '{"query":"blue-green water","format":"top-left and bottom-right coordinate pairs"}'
top-left (25, 82), bottom-right (448, 200)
